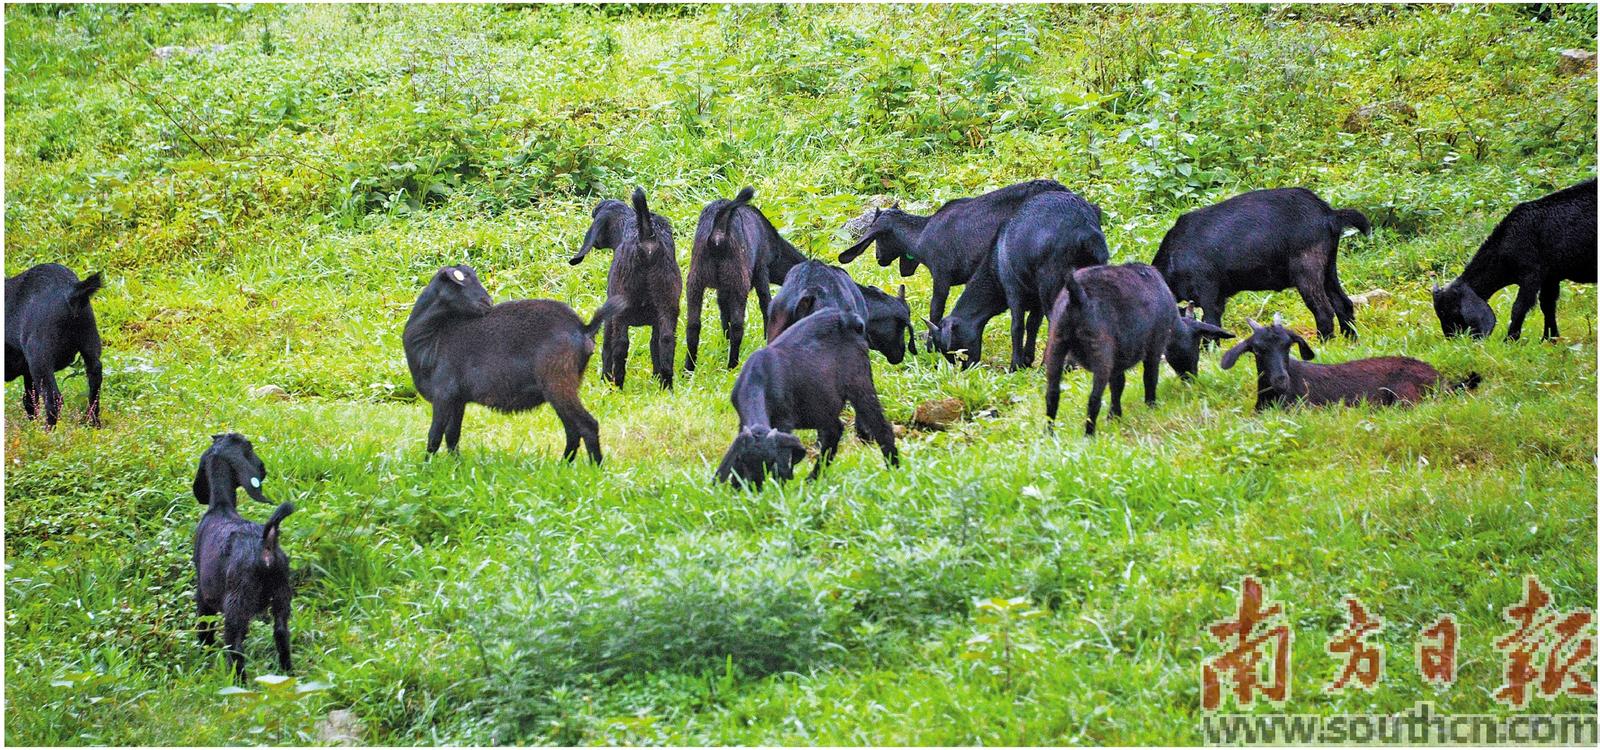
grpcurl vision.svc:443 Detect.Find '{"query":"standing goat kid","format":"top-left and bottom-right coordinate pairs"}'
top-left (685, 187), bottom-right (807, 372)
top-left (572, 188), bottom-right (682, 388)
top-left (1042, 263), bottom-right (1177, 436)
top-left (191, 433), bottom-right (295, 682)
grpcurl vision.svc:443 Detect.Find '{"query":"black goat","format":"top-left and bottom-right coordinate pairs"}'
top-left (572, 188), bottom-right (682, 388)
top-left (993, 189), bottom-right (1110, 370)
top-left (926, 255), bottom-right (1009, 369)
top-left (1433, 178), bottom-right (1596, 341)
top-left (5, 263), bottom-right (104, 427)
top-left (685, 187), bottom-right (808, 372)
top-left (1043, 263), bottom-right (1177, 436)
top-left (1165, 304), bottom-right (1235, 381)
top-left (766, 260), bottom-right (915, 364)
top-left (1153, 187), bottom-right (1368, 340)
top-left (1221, 314), bottom-right (1481, 409)
top-left (191, 433), bottom-right (295, 681)
top-left (716, 309), bottom-right (898, 488)
top-left (839, 179), bottom-right (1068, 328)
top-left (403, 265), bottom-right (620, 462)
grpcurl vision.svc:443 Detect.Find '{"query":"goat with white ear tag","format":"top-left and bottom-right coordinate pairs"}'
top-left (191, 433), bottom-right (296, 682)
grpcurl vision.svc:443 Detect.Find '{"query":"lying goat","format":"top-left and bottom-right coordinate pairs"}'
top-left (686, 187), bottom-right (808, 371)
top-left (572, 188), bottom-right (682, 388)
top-left (1221, 314), bottom-right (1481, 410)
top-left (5, 263), bottom-right (105, 427)
top-left (716, 309), bottom-right (898, 488)
top-left (1043, 263), bottom-right (1177, 436)
top-left (191, 433), bottom-right (295, 681)
top-left (403, 265), bottom-right (620, 461)
top-left (767, 260), bottom-right (915, 364)
top-left (1433, 178), bottom-right (1596, 341)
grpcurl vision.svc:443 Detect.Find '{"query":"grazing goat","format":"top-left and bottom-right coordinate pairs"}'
top-left (5, 263), bottom-right (104, 427)
top-left (1042, 263), bottom-right (1177, 436)
top-left (1433, 178), bottom-right (1597, 341)
top-left (839, 179), bottom-right (1068, 328)
top-left (716, 309), bottom-right (898, 488)
top-left (685, 187), bottom-right (807, 372)
top-left (1220, 314), bottom-right (1481, 410)
top-left (994, 189), bottom-right (1111, 370)
top-left (927, 256), bottom-right (1009, 369)
top-left (1164, 304), bottom-right (1235, 381)
top-left (1153, 187), bottom-right (1368, 340)
top-left (767, 260), bottom-right (915, 364)
top-left (191, 433), bottom-right (295, 681)
top-left (403, 265), bottom-right (619, 462)
top-left (572, 188), bottom-right (682, 388)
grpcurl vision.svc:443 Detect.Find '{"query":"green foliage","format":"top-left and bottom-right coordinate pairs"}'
top-left (4, 3), bottom-right (1596, 746)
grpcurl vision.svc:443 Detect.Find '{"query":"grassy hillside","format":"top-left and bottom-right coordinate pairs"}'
top-left (4, 3), bottom-right (1596, 745)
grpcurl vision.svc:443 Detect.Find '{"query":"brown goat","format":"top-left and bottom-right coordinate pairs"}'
top-left (1220, 314), bottom-right (1481, 410)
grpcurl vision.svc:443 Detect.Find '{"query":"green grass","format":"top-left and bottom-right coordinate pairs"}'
top-left (4, 3), bottom-right (1596, 745)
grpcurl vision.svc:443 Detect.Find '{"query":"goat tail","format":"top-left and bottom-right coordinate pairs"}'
top-left (1452, 372), bottom-right (1483, 392)
top-left (711, 186), bottom-right (756, 240)
top-left (631, 187), bottom-right (654, 240)
top-left (71, 272), bottom-right (104, 308)
top-left (1333, 208), bottom-right (1371, 236)
top-left (262, 501), bottom-right (296, 549)
top-left (582, 296), bottom-right (626, 339)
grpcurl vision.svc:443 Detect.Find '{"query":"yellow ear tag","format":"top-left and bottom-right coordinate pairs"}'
top-left (452, 270), bottom-right (466, 282)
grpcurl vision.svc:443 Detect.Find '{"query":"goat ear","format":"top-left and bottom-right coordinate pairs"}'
top-left (839, 231), bottom-right (876, 263)
top-left (1219, 339), bottom-right (1251, 370)
top-left (1192, 321), bottom-right (1234, 340)
top-left (1288, 332), bottom-right (1316, 360)
top-left (794, 293), bottom-right (816, 319)
top-left (193, 454), bottom-right (212, 504)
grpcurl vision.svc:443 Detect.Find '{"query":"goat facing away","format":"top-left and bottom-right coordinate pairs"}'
top-left (403, 264), bottom-right (621, 461)
top-left (5, 263), bottom-right (105, 427)
top-left (685, 187), bottom-right (807, 372)
top-left (191, 432), bottom-right (296, 682)
top-left (1220, 314), bottom-right (1482, 410)
top-left (572, 188), bottom-right (682, 389)
top-left (1043, 263), bottom-right (1177, 436)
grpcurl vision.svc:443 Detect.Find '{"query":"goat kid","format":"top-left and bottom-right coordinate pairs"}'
top-left (767, 261), bottom-right (915, 363)
top-left (1042, 263), bottom-right (1177, 436)
top-left (685, 187), bottom-right (808, 371)
top-left (572, 188), bottom-right (682, 388)
top-left (191, 433), bottom-right (295, 682)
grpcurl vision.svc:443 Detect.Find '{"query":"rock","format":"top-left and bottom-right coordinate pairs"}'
top-left (315, 709), bottom-right (364, 746)
top-left (153, 44), bottom-right (226, 61)
top-left (1558, 49), bottom-right (1596, 75)
top-left (843, 195), bottom-right (900, 239)
top-left (912, 397), bottom-right (963, 429)
top-left (249, 384), bottom-right (288, 400)
top-left (1343, 101), bottom-right (1417, 133)
top-left (1349, 288), bottom-right (1391, 307)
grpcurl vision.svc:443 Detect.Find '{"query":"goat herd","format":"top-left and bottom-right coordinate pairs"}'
top-left (5, 175), bottom-right (1595, 679)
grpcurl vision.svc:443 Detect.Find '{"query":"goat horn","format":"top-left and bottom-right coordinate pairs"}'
top-left (1247, 318), bottom-right (1263, 332)
top-left (1272, 312), bottom-right (1285, 327)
